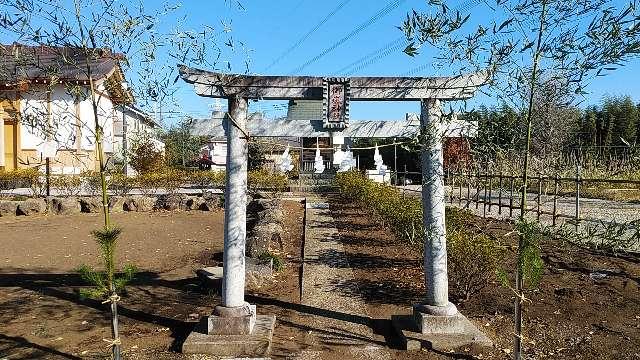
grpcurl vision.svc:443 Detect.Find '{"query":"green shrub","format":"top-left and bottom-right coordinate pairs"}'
top-left (126, 168), bottom-right (286, 196)
top-left (187, 170), bottom-right (225, 189)
top-left (109, 173), bottom-right (134, 196)
top-left (0, 168), bottom-right (45, 196)
top-left (158, 168), bottom-right (186, 194)
top-left (248, 169), bottom-right (288, 192)
top-left (258, 251), bottom-right (284, 272)
top-left (448, 230), bottom-right (503, 302)
top-left (336, 170), bottom-right (424, 245)
top-left (50, 175), bottom-right (83, 197)
top-left (81, 170), bottom-right (103, 197)
top-left (129, 138), bottom-right (164, 175)
top-left (336, 171), bottom-right (504, 301)
top-left (134, 171), bottom-right (163, 196)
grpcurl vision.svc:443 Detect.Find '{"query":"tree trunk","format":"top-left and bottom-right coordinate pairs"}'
top-left (514, 2), bottom-right (548, 359)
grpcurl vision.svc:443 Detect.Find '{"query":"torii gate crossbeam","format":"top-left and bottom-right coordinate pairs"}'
top-left (179, 65), bottom-right (492, 355)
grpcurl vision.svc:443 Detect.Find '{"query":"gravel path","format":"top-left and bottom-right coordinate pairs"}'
top-left (298, 200), bottom-right (390, 360)
top-left (396, 185), bottom-right (640, 251)
top-left (396, 185), bottom-right (640, 225)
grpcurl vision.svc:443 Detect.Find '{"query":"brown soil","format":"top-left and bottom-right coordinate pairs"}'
top-left (0, 210), bottom-right (227, 359)
top-left (1, 198), bottom-right (639, 359)
top-left (324, 198), bottom-right (640, 360)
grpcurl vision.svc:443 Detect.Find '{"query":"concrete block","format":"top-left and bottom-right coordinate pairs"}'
top-left (185, 196), bottom-right (205, 210)
top-left (209, 303), bottom-right (256, 335)
top-left (124, 196), bottom-right (155, 212)
top-left (201, 191), bottom-right (222, 210)
top-left (257, 208), bottom-right (285, 224)
top-left (391, 311), bottom-right (493, 352)
top-left (80, 197), bottom-right (102, 213)
top-left (247, 223), bottom-right (283, 257)
top-left (182, 315), bottom-right (275, 357)
top-left (196, 263), bottom-right (272, 292)
top-left (109, 196), bottom-right (125, 213)
top-left (48, 197), bottom-right (81, 215)
top-left (196, 266), bottom-right (224, 288)
top-left (248, 198), bottom-right (281, 212)
top-left (157, 194), bottom-right (185, 211)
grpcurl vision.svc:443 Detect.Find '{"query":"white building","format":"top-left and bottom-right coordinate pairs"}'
top-left (0, 44), bottom-right (157, 174)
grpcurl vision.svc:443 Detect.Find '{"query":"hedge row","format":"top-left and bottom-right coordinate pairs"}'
top-left (335, 170), bottom-right (504, 302)
top-left (335, 170), bottom-right (424, 245)
top-left (0, 168), bottom-right (289, 197)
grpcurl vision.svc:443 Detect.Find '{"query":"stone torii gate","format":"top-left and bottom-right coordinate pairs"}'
top-left (179, 65), bottom-right (490, 355)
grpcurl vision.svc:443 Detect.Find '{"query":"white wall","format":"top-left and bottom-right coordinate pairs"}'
top-left (20, 83), bottom-right (117, 155)
top-left (20, 89), bottom-right (48, 150)
top-left (113, 106), bottom-right (163, 155)
top-left (77, 87), bottom-right (116, 153)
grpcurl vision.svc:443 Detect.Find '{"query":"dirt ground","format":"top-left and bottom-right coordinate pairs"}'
top-left (1, 198), bottom-right (639, 359)
top-left (328, 200), bottom-right (640, 359)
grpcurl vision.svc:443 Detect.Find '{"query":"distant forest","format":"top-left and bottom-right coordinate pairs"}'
top-left (466, 95), bottom-right (640, 160)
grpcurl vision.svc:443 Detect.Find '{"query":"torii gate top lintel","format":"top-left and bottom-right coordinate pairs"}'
top-left (178, 65), bottom-right (488, 101)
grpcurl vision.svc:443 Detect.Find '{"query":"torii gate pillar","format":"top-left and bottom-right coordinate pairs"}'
top-left (418, 98), bottom-right (454, 312)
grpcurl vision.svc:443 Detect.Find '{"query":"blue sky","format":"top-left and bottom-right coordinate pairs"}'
top-left (166, 0), bottom-right (640, 125)
top-left (2, 0), bottom-right (640, 126)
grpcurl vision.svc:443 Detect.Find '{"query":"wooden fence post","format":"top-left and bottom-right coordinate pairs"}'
top-left (447, 167), bottom-right (453, 203)
top-left (458, 170), bottom-right (463, 207)
top-left (404, 164), bottom-right (408, 186)
top-left (45, 158), bottom-right (51, 197)
top-left (509, 175), bottom-right (514, 218)
top-left (553, 174), bottom-right (559, 226)
top-left (575, 162), bottom-right (581, 229)
top-left (475, 169), bottom-right (480, 210)
top-left (537, 173), bottom-right (542, 221)
top-left (466, 171), bottom-right (471, 209)
top-left (498, 172), bottom-right (503, 215)
top-left (483, 170), bottom-right (488, 218)
top-left (488, 173), bottom-right (493, 213)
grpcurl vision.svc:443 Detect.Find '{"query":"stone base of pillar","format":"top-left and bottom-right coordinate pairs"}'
top-left (391, 304), bottom-right (492, 352)
top-left (182, 312), bottom-right (275, 356)
top-left (208, 303), bottom-right (257, 335)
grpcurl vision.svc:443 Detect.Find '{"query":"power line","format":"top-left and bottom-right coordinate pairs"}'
top-left (399, 0), bottom-right (485, 77)
top-left (264, 0), bottom-right (352, 72)
top-left (333, 36), bottom-right (405, 75)
top-left (334, 0), bottom-right (482, 77)
top-left (290, 0), bottom-right (407, 75)
top-left (344, 38), bottom-right (407, 76)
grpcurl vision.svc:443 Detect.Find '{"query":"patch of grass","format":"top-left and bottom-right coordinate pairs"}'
top-left (258, 251), bottom-right (284, 272)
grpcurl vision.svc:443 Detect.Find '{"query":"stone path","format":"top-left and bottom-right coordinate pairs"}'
top-left (295, 199), bottom-right (390, 359)
top-left (397, 185), bottom-right (640, 252)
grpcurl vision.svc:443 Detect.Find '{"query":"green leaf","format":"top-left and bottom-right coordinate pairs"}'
top-left (403, 42), bottom-right (418, 57)
top-left (520, 40), bottom-right (534, 53)
top-left (497, 18), bottom-right (514, 33)
top-left (496, 268), bottom-right (510, 288)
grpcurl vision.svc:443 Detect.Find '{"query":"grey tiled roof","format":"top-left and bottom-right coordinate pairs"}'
top-left (0, 43), bottom-right (122, 84)
top-left (286, 100), bottom-right (322, 121)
